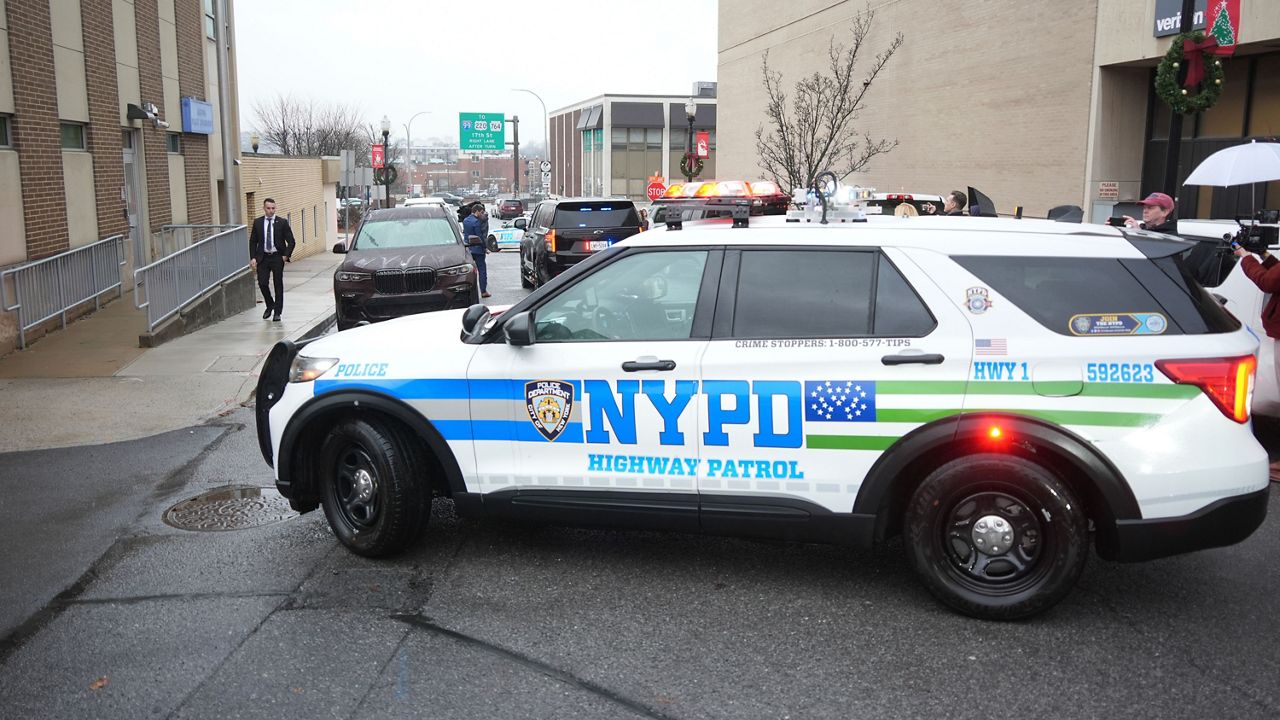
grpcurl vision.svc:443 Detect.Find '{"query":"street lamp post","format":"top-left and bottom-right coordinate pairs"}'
top-left (512, 88), bottom-right (548, 191)
top-left (404, 110), bottom-right (431, 198)
top-left (683, 98), bottom-right (697, 183)
top-left (380, 115), bottom-right (391, 208)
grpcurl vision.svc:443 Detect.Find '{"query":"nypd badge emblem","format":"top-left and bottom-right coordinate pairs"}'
top-left (525, 380), bottom-right (574, 441)
top-left (965, 287), bottom-right (993, 315)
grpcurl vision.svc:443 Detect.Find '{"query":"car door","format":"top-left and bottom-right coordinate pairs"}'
top-left (696, 246), bottom-right (973, 534)
top-left (466, 247), bottom-right (721, 529)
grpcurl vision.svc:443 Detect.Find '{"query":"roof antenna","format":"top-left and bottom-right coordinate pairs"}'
top-left (812, 171), bottom-right (837, 225)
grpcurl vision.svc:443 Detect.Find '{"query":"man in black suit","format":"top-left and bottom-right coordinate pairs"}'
top-left (248, 197), bottom-right (296, 321)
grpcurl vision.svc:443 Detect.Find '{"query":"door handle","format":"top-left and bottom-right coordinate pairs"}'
top-left (881, 352), bottom-right (945, 366)
top-left (622, 359), bottom-right (677, 372)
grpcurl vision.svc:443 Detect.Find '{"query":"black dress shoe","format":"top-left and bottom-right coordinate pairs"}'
top-left (262, 307), bottom-right (273, 319)
top-left (272, 315), bottom-right (282, 322)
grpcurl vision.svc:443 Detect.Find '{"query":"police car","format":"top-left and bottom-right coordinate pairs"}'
top-left (256, 186), bottom-right (1270, 620)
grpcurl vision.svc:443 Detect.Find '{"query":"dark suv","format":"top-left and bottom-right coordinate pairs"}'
top-left (332, 206), bottom-right (478, 330)
top-left (497, 198), bottom-right (525, 219)
top-left (519, 198), bottom-right (643, 288)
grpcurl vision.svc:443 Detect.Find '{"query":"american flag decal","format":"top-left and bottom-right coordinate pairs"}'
top-left (975, 338), bottom-right (1007, 355)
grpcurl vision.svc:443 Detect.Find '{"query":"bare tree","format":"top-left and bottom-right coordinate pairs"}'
top-left (251, 94), bottom-right (366, 157)
top-left (754, 7), bottom-right (903, 191)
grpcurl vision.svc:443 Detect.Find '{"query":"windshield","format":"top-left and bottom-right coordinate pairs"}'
top-left (355, 217), bottom-right (459, 249)
top-left (554, 203), bottom-right (639, 229)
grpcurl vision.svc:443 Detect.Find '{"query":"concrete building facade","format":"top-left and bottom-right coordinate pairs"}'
top-left (549, 91), bottom-right (717, 201)
top-left (716, 0), bottom-right (1280, 220)
top-left (0, 0), bottom-right (240, 351)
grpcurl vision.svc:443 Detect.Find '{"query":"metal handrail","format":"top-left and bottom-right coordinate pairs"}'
top-left (134, 224), bottom-right (249, 332)
top-left (1, 234), bottom-right (126, 349)
top-left (151, 224), bottom-right (237, 262)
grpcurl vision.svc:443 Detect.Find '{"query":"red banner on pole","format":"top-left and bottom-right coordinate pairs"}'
top-left (695, 131), bottom-right (710, 159)
top-left (371, 144), bottom-right (385, 169)
top-left (1207, 0), bottom-right (1241, 52)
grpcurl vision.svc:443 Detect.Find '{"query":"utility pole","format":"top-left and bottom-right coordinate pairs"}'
top-left (212, 0), bottom-right (239, 224)
top-left (1162, 0), bottom-right (1197, 196)
top-left (507, 115), bottom-right (520, 195)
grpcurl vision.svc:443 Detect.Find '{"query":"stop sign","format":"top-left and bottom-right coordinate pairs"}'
top-left (646, 182), bottom-right (666, 202)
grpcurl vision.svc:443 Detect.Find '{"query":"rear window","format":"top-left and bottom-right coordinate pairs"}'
top-left (954, 256), bottom-right (1239, 336)
top-left (553, 202), bottom-right (639, 229)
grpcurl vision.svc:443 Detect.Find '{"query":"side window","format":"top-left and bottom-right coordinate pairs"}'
top-left (874, 257), bottom-right (936, 336)
top-left (953, 256), bottom-right (1236, 336)
top-left (533, 250), bottom-right (708, 342)
top-left (733, 250), bottom-right (876, 337)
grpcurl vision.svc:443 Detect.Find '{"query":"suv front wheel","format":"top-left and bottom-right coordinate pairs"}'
top-left (904, 454), bottom-right (1088, 620)
top-left (318, 418), bottom-right (430, 557)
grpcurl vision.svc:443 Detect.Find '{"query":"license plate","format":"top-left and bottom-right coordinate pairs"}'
top-left (588, 240), bottom-right (610, 251)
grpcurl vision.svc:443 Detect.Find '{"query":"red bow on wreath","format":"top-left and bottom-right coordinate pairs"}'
top-left (1181, 35), bottom-right (1230, 89)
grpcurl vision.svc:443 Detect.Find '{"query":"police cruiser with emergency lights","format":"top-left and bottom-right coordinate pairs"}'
top-left (256, 180), bottom-right (1270, 620)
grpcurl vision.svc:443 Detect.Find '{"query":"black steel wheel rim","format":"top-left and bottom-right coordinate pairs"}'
top-left (331, 443), bottom-right (381, 532)
top-left (935, 489), bottom-right (1048, 593)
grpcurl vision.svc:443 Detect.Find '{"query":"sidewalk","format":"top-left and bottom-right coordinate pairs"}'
top-left (0, 251), bottom-right (342, 453)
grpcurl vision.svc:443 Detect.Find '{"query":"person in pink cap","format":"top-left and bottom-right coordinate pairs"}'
top-left (1121, 192), bottom-right (1177, 233)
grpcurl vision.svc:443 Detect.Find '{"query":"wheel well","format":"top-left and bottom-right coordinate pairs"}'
top-left (285, 405), bottom-right (455, 513)
top-left (867, 425), bottom-right (1125, 554)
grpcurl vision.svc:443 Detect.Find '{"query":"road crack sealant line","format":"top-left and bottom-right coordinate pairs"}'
top-left (392, 613), bottom-right (682, 720)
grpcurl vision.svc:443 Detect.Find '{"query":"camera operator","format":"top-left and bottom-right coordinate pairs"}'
top-left (1234, 239), bottom-right (1280, 342)
top-left (1121, 192), bottom-right (1177, 232)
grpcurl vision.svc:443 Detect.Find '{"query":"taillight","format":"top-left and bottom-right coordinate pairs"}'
top-left (545, 229), bottom-right (556, 252)
top-left (1156, 355), bottom-right (1256, 423)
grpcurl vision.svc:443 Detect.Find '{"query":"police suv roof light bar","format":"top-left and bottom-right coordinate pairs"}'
top-left (661, 197), bottom-right (755, 230)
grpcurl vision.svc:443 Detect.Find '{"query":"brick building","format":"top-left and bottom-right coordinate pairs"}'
top-left (716, 1), bottom-right (1280, 221)
top-left (239, 154), bottom-right (338, 261)
top-left (0, 0), bottom-right (240, 349)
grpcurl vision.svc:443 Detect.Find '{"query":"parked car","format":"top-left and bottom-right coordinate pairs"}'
top-left (331, 206), bottom-right (478, 331)
top-left (497, 198), bottom-right (525, 219)
top-left (260, 187), bottom-right (1268, 621)
top-left (488, 217), bottom-right (527, 252)
top-left (520, 198), bottom-right (643, 288)
top-left (429, 191), bottom-right (465, 206)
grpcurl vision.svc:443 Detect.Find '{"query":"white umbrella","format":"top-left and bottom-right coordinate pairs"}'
top-left (1183, 140), bottom-right (1280, 187)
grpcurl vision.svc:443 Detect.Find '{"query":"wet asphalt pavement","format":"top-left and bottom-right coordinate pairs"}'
top-left (2, 251), bottom-right (1280, 719)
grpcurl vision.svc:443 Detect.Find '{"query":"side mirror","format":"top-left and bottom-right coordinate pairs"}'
top-left (513, 217), bottom-right (527, 230)
top-left (504, 311), bottom-right (535, 346)
top-left (332, 241), bottom-right (347, 254)
top-left (460, 303), bottom-right (489, 336)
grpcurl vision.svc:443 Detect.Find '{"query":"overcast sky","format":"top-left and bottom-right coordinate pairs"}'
top-left (233, 0), bottom-right (719, 147)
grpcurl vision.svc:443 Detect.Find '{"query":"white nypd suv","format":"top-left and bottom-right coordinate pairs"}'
top-left (256, 192), bottom-right (1270, 620)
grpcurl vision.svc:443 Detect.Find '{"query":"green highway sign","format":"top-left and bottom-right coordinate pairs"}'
top-left (459, 112), bottom-right (506, 151)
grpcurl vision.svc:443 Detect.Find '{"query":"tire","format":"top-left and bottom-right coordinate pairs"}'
top-left (535, 260), bottom-right (552, 288)
top-left (487, 236), bottom-right (500, 252)
top-left (318, 418), bottom-right (429, 558)
top-left (904, 454), bottom-right (1088, 620)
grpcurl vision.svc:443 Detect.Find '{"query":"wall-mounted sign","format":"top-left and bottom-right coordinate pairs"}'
top-left (1098, 181), bottom-right (1119, 200)
top-left (1154, 0), bottom-right (1242, 42)
top-left (180, 97), bottom-right (214, 135)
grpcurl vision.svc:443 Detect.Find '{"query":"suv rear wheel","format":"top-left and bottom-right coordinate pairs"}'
top-left (318, 418), bottom-right (429, 557)
top-left (904, 454), bottom-right (1088, 620)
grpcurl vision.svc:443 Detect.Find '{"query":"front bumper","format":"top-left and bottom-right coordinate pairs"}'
top-left (335, 284), bottom-right (475, 327)
top-left (1106, 485), bottom-right (1270, 562)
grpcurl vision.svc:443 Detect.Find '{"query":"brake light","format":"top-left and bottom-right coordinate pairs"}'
top-left (886, 194), bottom-right (914, 201)
top-left (1156, 355), bottom-right (1256, 423)
top-left (545, 229), bottom-right (556, 252)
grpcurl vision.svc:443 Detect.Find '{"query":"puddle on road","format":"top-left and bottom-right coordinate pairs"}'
top-left (163, 484), bottom-right (297, 531)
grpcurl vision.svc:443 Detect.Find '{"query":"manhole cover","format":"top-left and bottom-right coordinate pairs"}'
top-left (164, 485), bottom-right (297, 531)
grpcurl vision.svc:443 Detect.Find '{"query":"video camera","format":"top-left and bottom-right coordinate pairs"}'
top-left (1228, 209), bottom-right (1279, 254)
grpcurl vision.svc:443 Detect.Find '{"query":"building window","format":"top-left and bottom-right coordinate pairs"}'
top-left (60, 123), bottom-right (86, 150)
top-left (204, 0), bottom-right (216, 39)
top-left (0, 116), bottom-right (10, 147)
top-left (166, 133), bottom-right (181, 154)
